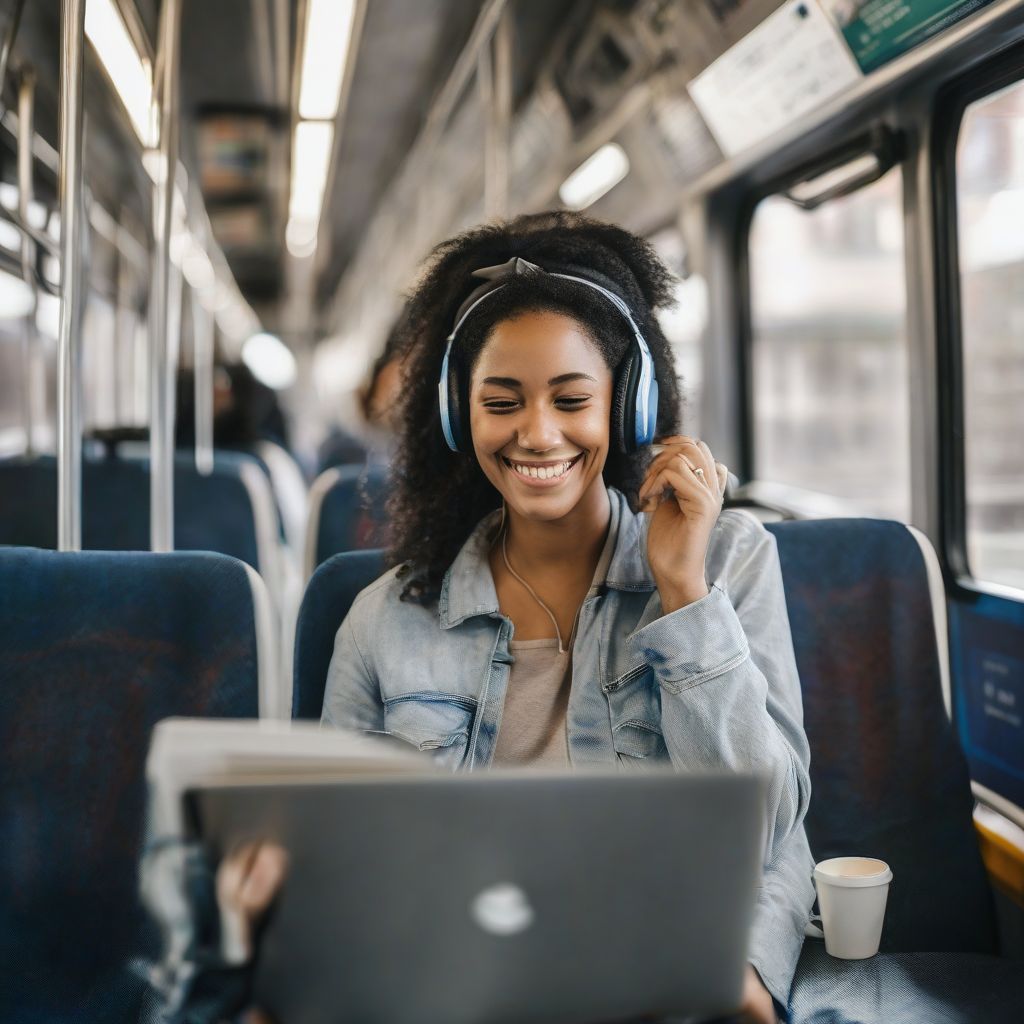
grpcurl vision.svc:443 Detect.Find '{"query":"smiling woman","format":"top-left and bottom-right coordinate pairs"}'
top-left (315, 211), bottom-right (815, 1022)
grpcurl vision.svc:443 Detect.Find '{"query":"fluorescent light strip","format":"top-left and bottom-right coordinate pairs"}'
top-left (287, 121), bottom-right (334, 256)
top-left (85, 0), bottom-right (155, 147)
top-left (298, 0), bottom-right (357, 120)
top-left (559, 143), bottom-right (630, 211)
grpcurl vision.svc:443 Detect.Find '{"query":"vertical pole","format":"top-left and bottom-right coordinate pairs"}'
top-left (114, 221), bottom-right (130, 426)
top-left (477, 41), bottom-right (495, 219)
top-left (57, 0), bottom-right (86, 550)
top-left (480, 9), bottom-right (511, 222)
top-left (192, 285), bottom-right (215, 476)
top-left (0, 0), bottom-right (27, 107)
top-left (492, 8), bottom-right (512, 219)
top-left (17, 67), bottom-right (39, 456)
top-left (149, 0), bottom-right (182, 551)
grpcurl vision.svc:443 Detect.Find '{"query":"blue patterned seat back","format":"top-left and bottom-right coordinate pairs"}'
top-left (0, 453), bottom-right (264, 570)
top-left (765, 519), bottom-right (997, 954)
top-left (0, 548), bottom-right (261, 1023)
top-left (310, 463), bottom-right (390, 571)
top-left (293, 549), bottom-right (386, 719)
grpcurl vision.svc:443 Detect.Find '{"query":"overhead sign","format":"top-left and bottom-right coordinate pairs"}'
top-left (688, 0), bottom-right (863, 159)
top-left (820, 0), bottom-right (996, 73)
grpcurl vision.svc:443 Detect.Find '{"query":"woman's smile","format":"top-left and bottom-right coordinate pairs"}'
top-left (500, 453), bottom-right (584, 486)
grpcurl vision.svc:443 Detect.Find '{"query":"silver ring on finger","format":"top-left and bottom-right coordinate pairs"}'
top-left (693, 466), bottom-right (705, 482)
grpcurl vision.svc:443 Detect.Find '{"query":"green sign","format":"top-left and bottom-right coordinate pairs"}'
top-left (823, 0), bottom-right (995, 73)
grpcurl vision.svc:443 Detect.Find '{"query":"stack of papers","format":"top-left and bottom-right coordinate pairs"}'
top-left (146, 718), bottom-right (426, 835)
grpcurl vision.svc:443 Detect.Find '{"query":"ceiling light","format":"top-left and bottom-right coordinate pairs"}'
top-left (285, 217), bottom-right (318, 259)
top-left (85, 0), bottom-right (155, 147)
top-left (298, 0), bottom-right (357, 120)
top-left (289, 122), bottom-right (333, 220)
top-left (558, 143), bottom-right (630, 211)
top-left (287, 121), bottom-right (334, 256)
top-left (0, 269), bottom-right (34, 319)
top-left (182, 245), bottom-right (216, 292)
top-left (242, 332), bottom-right (297, 390)
top-left (36, 292), bottom-right (61, 337)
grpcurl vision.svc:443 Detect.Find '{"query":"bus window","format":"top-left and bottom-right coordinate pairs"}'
top-left (957, 78), bottom-right (1024, 592)
top-left (747, 168), bottom-right (910, 520)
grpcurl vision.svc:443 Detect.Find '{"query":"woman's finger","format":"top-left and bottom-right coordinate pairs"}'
top-left (695, 441), bottom-right (719, 492)
top-left (639, 451), bottom-right (700, 502)
top-left (642, 443), bottom-right (704, 483)
top-left (640, 464), bottom-right (707, 512)
top-left (716, 461), bottom-right (729, 493)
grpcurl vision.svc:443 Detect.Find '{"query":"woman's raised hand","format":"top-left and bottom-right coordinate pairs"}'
top-left (638, 436), bottom-right (727, 614)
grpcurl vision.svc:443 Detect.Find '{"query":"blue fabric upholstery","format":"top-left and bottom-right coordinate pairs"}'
top-left (765, 519), bottom-right (997, 955)
top-left (0, 453), bottom-right (264, 570)
top-left (789, 940), bottom-right (1024, 1023)
top-left (292, 549), bottom-right (386, 719)
top-left (0, 548), bottom-right (261, 1023)
top-left (312, 463), bottom-right (390, 569)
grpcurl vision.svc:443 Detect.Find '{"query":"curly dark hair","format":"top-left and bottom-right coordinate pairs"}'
top-left (388, 210), bottom-right (684, 603)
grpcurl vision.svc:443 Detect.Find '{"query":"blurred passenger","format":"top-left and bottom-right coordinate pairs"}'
top-left (176, 363), bottom-right (290, 452)
top-left (316, 315), bottom-right (410, 473)
top-left (176, 363), bottom-right (307, 554)
top-left (148, 212), bottom-right (811, 1024)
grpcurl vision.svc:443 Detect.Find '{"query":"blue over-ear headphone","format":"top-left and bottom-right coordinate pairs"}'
top-left (437, 257), bottom-right (659, 454)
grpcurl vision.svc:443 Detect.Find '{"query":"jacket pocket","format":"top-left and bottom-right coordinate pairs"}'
top-left (603, 664), bottom-right (668, 764)
top-left (382, 692), bottom-right (476, 769)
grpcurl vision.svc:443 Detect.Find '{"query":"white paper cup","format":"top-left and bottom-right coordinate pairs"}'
top-left (813, 857), bottom-right (892, 960)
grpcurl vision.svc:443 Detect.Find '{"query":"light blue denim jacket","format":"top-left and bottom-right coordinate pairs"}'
top-left (322, 488), bottom-right (815, 1007)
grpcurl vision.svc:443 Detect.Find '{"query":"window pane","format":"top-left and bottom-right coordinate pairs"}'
top-left (748, 168), bottom-right (910, 519)
top-left (649, 228), bottom-right (706, 435)
top-left (958, 79), bottom-right (1024, 592)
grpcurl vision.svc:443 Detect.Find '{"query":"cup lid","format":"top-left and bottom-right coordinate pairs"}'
top-left (814, 857), bottom-right (893, 888)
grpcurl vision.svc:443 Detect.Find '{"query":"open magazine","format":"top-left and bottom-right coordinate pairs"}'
top-left (145, 717), bottom-right (429, 837)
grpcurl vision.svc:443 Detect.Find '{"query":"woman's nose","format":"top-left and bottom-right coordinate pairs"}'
top-left (517, 405), bottom-right (561, 452)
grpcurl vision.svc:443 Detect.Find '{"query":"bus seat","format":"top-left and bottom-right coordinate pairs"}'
top-left (0, 547), bottom-right (272, 1023)
top-left (254, 439), bottom-right (309, 555)
top-left (0, 452), bottom-right (284, 604)
top-left (765, 518), bottom-right (998, 954)
top-left (292, 548), bottom-right (386, 719)
top-left (303, 463), bottom-right (389, 580)
top-left (789, 940), bottom-right (1024, 1023)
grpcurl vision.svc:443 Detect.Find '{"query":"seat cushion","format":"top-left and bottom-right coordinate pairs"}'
top-left (789, 940), bottom-right (1024, 1023)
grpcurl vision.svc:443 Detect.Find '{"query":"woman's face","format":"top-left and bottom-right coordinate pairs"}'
top-left (469, 310), bottom-right (613, 523)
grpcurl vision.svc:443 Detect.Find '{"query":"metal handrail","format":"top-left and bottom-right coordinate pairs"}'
top-left (57, 0), bottom-right (86, 551)
top-left (149, 0), bottom-right (182, 552)
top-left (0, 0), bottom-right (27, 113)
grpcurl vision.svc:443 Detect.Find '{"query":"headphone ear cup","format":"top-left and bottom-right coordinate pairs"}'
top-left (447, 352), bottom-right (471, 453)
top-left (612, 349), bottom-right (641, 454)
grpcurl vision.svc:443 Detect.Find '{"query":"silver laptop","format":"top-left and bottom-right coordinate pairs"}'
top-left (192, 771), bottom-right (764, 1024)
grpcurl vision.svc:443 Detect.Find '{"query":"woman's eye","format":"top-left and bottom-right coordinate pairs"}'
top-left (555, 396), bottom-right (590, 409)
top-left (483, 399), bottom-right (518, 412)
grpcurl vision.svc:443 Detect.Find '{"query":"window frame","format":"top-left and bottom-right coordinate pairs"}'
top-left (735, 125), bottom-right (910, 512)
top-left (932, 43), bottom-right (1024, 601)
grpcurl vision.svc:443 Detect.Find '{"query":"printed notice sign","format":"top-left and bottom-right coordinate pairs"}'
top-left (820, 0), bottom-right (996, 73)
top-left (688, 0), bottom-right (863, 159)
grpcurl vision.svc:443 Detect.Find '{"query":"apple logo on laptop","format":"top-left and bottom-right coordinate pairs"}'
top-left (471, 883), bottom-right (535, 936)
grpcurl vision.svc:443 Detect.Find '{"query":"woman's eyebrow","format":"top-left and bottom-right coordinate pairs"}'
top-left (480, 372), bottom-right (597, 388)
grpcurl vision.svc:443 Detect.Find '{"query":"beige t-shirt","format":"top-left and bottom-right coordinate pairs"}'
top-left (492, 639), bottom-right (572, 766)
top-left (492, 522), bottom-right (618, 768)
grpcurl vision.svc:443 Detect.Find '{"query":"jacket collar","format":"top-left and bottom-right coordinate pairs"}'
top-left (438, 487), bottom-right (655, 630)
